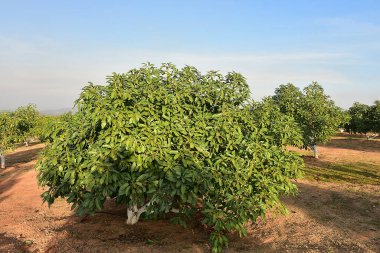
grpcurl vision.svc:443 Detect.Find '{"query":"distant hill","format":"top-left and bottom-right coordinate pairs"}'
top-left (1, 107), bottom-right (76, 115)
top-left (40, 107), bottom-right (74, 115)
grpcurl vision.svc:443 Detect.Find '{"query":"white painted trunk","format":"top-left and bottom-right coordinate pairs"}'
top-left (366, 134), bottom-right (379, 140)
top-left (125, 202), bottom-right (180, 225)
top-left (126, 204), bottom-right (148, 225)
top-left (313, 145), bottom-right (319, 159)
top-left (0, 154), bottom-right (5, 169)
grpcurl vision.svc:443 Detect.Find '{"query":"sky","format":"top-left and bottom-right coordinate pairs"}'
top-left (0, 0), bottom-right (379, 111)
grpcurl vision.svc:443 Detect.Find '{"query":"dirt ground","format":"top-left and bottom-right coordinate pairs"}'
top-left (0, 138), bottom-right (379, 253)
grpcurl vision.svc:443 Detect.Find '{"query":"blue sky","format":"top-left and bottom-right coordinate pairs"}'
top-left (0, 0), bottom-right (379, 110)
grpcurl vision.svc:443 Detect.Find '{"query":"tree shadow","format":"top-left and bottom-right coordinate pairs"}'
top-left (0, 232), bottom-right (30, 253)
top-left (44, 199), bottom-right (278, 252)
top-left (244, 181), bottom-right (380, 252)
top-left (0, 163), bottom-right (36, 204)
top-left (303, 157), bottom-right (380, 185)
top-left (0, 145), bottom-right (44, 203)
top-left (283, 182), bottom-right (380, 238)
top-left (322, 137), bottom-right (380, 153)
top-left (44, 199), bottom-right (211, 253)
top-left (5, 144), bottom-right (44, 168)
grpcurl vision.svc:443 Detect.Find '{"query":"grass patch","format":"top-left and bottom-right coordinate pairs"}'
top-left (304, 162), bottom-right (380, 185)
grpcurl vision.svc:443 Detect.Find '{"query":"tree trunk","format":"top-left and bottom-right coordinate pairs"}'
top-left (312, 145), bottom-right (319, 159)
top-left (126, 204), bottom-right (148, 225)
top-left (125, 202), bottom-right (179, 225)
top-left (1, 153), bottom-right (5, 169)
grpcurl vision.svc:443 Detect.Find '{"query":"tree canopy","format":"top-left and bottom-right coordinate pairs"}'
top-left (272, 83), bottom-right (303, 116)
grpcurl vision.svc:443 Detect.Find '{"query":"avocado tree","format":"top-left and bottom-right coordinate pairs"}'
top-left (36, 63), bottom-right (304, 252)
top-left (299, 83), bottom-right (348, 158)
top-left (272, 83), bottom-right (303, 116)
top-left (346, 102), bottom-right (371, 134)
top-left (345, 100), bottom-right (380, 139)
top-left (368, 100), bottom-right (380, 134)
top-left (0, 104), bottom-right (40, 168)
top-left (0, 112), bottom-right (19, 168)
top-left (273, 82), bottom-right (347, 158)
top-left (366, 100), bottom-right (380, 139)
top-left (34, 114), bottom-right (65, 142)
top-left (252, 97), bottom-right (304, 148)
top-left (13, 104), bottom-right (39, 146)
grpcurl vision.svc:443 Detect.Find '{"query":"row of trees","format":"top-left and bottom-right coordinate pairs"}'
top-left (345, 101), bottom-right (380, 136)
top-left (0, 104), bottom-right (38, 148)
top-left (35, 64), bottom-right (349, 252)
top-left (0, 104), bottom-right (64, 168)
top-left (0, 104), bottom-right (39, 168)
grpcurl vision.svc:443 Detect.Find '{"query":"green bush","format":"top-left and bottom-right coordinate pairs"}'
top-left (36, 63), bottom-right (304, 252)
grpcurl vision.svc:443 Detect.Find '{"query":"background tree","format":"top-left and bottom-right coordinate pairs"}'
top-left (273, 82), bottom-right (347, 158)
top-left (346, 102), bottom-right (371, 134)
top-left (0, 104), bottom-right (40, 168)
top-left (345, 100), bottom-right (380, 138)
top-left (13, 104), bottom-right (39, 146)
top-left (298, 82), bottom-right (347, 158)
top-left (0, 112), bottom-right (19, 168)
top-left (272, 83), bottom-right (303, 116)
top-left (368, 100), bottom-right (380, 134)
top-left (36, 63), bottom-right (304, 252)
top-left (252, 97), bottom-right (303, 148)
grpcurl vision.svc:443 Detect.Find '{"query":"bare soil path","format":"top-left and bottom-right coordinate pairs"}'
top-left (0, 140), bottom-right (379, 252)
